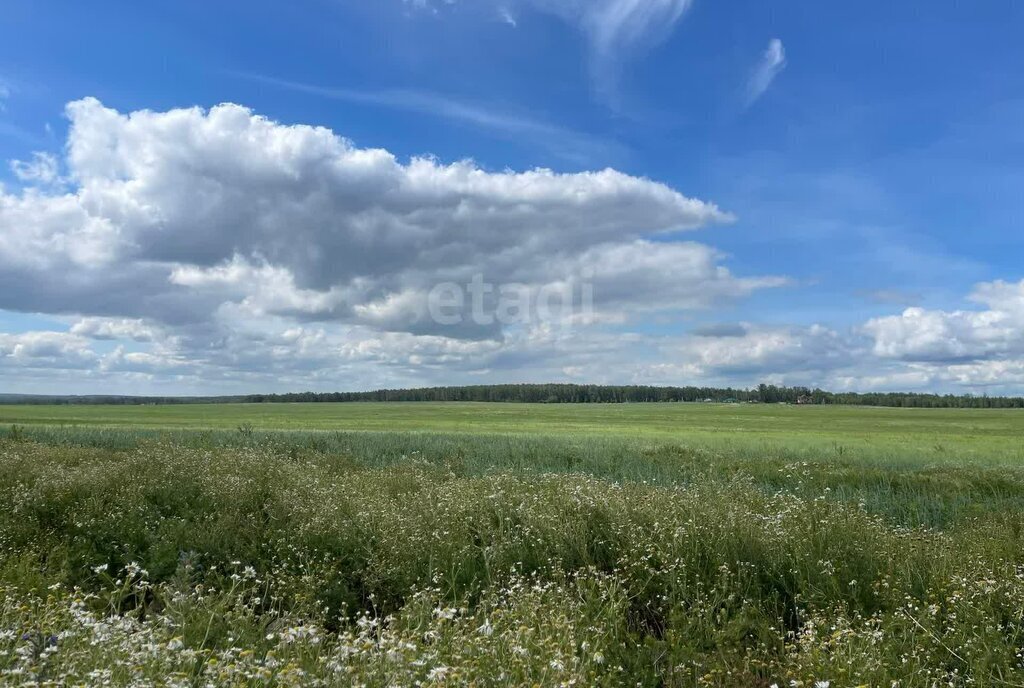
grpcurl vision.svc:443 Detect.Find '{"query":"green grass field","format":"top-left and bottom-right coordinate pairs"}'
top-left (4, 400), bottom-right (1024, 462)
top-left (4, 402), bottom-right (1024, 685)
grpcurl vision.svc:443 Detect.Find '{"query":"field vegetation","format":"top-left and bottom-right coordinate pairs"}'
top-left (2, 403), bottom-right (1024, 685)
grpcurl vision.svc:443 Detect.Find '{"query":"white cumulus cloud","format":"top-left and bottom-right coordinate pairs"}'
top-left (863, 280), bottom-right (1024, 363)
top-left (0, 98), bottom-right (786, 392)
top-left (10, 152), bottom-right (61, 185)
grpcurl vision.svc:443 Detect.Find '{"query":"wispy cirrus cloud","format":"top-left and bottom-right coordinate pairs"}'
top-left (564, 0), bottom-right (694, 101)
top-left (231, 72), bottom-right (624, 164)
top-left (498, 6), bottom-right (517, 27)
top-left (746, 38), bottom-right (786, 107)
top-left (405, 0), bottom-right (694, 106)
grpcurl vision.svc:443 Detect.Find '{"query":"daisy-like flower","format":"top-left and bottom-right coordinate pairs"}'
top-left (427, 666), bottom-right (450, 681)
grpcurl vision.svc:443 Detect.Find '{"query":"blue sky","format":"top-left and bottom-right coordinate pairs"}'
top-left (1, 0), bottom-right (1023, 395)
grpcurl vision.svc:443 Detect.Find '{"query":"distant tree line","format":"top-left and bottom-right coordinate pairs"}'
top-left (244, 383), bottom-right (1024, 408)
top-left (246, 384), bottom-right (752, 404)
top-left (4, 384), bottom-right (1023, 408)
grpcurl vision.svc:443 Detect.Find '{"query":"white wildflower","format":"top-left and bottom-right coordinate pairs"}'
top-left (427, 666), bottom-right (450, 681)
top-left (433, 607), bottom-right (457, 621)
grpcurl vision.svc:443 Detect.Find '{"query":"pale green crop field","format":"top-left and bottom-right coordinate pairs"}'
top-left (3, 401), bottom-right (1023, 463)
top-left (5, 400), bottom-right (1020, 438)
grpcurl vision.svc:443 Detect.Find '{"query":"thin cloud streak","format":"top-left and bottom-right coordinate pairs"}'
top-left (498, 6), bottom-right (517, 26)
top-left (577, 0), bottom-right (694, 99)
top-left (746, 38), bottom-right (786, 107)
top-left (403, 1), bottom-right (694, 108)
top-left (231, 72), bottom-right (625, 164)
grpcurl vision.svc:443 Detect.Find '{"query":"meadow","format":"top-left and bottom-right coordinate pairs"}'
top-left (3, 402), bottom-right (1024, 686)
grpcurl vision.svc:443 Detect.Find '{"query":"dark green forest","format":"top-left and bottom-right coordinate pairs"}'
top-left (4, 383), bottom-right (1023, 408)
top-left (246, 384), bottom-right (1024, 407)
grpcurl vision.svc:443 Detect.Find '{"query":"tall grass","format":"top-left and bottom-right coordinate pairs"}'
top-left (6, 424), bottom-right (1024, 527)
top-left (2, 436), bottom-right (1024, 685)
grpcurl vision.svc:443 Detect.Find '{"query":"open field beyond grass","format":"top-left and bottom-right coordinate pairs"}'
top-left (4, 401), bottom-right (1024, 463)
top-left (3, 403), bottom-right (1024, 685)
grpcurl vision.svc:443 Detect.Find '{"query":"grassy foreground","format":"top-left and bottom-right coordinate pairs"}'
top-left (3, 405), bottom-right (1024, 685)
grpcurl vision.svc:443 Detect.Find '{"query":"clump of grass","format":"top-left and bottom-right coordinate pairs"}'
top-left (4, 425), bottom-right (24, 443)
